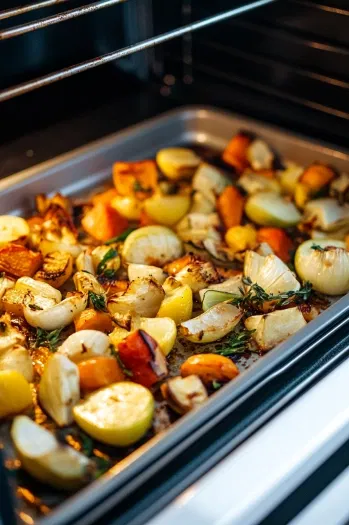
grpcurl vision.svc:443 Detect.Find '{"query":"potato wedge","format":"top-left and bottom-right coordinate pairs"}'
top-left (161, 375), bottom-right (208, 414)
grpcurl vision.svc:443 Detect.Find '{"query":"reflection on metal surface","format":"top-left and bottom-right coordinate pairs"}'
top-left (0, 0), bottom-right (278, 101)
top-left (0, 0), bottom-right (127, 41)
top-left (0, 0), bottom-right (70, 21)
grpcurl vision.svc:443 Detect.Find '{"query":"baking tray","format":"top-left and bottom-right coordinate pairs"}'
top-left (2, 106), bottom-right (349, 524)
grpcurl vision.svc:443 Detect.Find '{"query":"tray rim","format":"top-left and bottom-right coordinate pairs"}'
top-left (2, 105), bottom-right (349, 524)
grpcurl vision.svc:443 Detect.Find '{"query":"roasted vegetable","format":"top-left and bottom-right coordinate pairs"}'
top-left (161, 375), bottom-right (208, 414)
top-left (222, 132), bottom-right (251, 173)
top-left (0, 244), bottom-right (42, 277)
top-left (111, 195), bottom-right (143, 220)
top-left (118, 329), bottom-right (168, 387)
top-left (256, 228), bottom-right (294, 262)
top-left (244, 251), bottom-right (300, 296)
top-left (302, 198), bottom-right (349, 234)
top-left (245, 307), bottom-right (307, 351)
top-left (245, 192), bottom-right (301, 227)
top-left (225, 225), bottom-right (257, 252)
top-left (82, 203), bottom-right (128, 242)
top-left (57, 330), bottom-right (111, 363)
top-left (192, 163), bottom-right (230, 203)
top-left (39, 354), bottom-right (80, 426)
top-left (144, 194), bottom-right (191, 226)
top-left (113, 160), bottom-right (158, 198)
top-left (23, 293), bottom-right (88, 330)
top-left (0, 370), bottom-right (32, 418)
top-left (157, 283), bottom-right (193, 325)
top-left (74, 309), bottom-right (114, 333)
top-left (217, 186), bottom-right (245, 229)
top-left (122, 225), bottom-right (183, 265)
top-left (246, 139), bottom-right (274, 171)
top-left (238, 172), bottom-right (281, 195)
top-left (11, 416), bottom-right (91, 489)
top-left (0, 216), bottom-right (29, 246)
top-left (108, 277), bottom-right (165, 328)
top-left (74, 382), bottom-right (154, 446)
top-left (0, 313), bottom-right (26, 351)
top-left (181, 354), bottom-right (239, 384)
top-left (78, 357), bottom-right (125, 391)
top-left (35, 251), bottom-right (73, 288)
top-left (0, 345), bottom-right (33, 382)
top-left (156, 147), bottom-right (200, 179)
top-left (175, 260), bottom-right (220, 292)
top-left (180, 303), bottom-right (242, 343)
top-left (295, 239), bottom-right (349, 295)
top-left (128, 263), bottom-right (167, 284)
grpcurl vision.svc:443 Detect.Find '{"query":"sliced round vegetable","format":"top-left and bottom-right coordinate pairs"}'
top-left (39, 354), bottom-right (80, 426)
top-left (179, 303), bottom-right (242, 344)
top-left (181, 354), bottom-right (239, 384)
top-left (11, 416), bottom-right (91, 490)
top-left (0, 370), bottom-right (32, 419)
top-left (57, 330), bottom-right (111, 363)
top-left (73, 382), bottom-right (154, 447)
top-left (23, 293), bottom-right (88, 330)
top-left (245, 192), bottom-right (301, 227)
top-left (144, 194), bottom-right (191, 226)
top-left (122, 226), bottom-right (183, 266)
top-left (78, 357), bottom-right (125, 391)
top-left (295, 239), bottom-right (349, 295)
top-left (201, 290), bottom-right (236, 311)
top-left (156, 284), bottom-right (193, 325)
top-left (0, 216), bottom-right (29, 246)
top-left (156, 147), bottom-right (200, 180)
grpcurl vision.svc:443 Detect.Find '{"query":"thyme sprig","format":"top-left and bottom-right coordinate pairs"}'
top-left (213, 329), bottom-right (255, 356)
top-left (311, 244), bottom-right (325, 251)
top-left (105, 227), bottom-right (136, 245)
top-left (35, 327), bottom-right (63, 352)
top-left (97, 248), bottom-right (118, 275)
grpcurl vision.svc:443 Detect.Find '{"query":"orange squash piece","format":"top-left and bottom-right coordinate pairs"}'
top-left (74, 308), bottom-right (114, 333)
top-left (222, 132), bottom-right (251, 173)
top-left (0, 244), bottom-right (42, 277)
top-left (92, 188), bottom-right (118, 206)
top-left (81, 203), bottom-right (128, 242)
top-left (217, 186), bottom-right (245, 229)
top-left (163, 254), bottom-right (199, 275)
top-left (181, 354), bottom-right (239, 384)
top-left (139, 209), bottom-right (157, 226)
top-left (78, 357), bottom-right (125, 391)
top-left (113, 160), bottom-right (158, 200)
top-left (300, 163), bottom-right (335, 190)
top-left (257, 227), bottom-right (294, 262)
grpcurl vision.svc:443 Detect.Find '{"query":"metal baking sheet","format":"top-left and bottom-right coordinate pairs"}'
top-left (1, 106), bottom-right (349, 524)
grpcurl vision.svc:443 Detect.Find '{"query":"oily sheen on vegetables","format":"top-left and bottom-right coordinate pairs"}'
top-left (0, 128), bottom-right (346, 500)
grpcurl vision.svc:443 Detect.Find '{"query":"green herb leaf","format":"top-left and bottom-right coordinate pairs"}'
top-left (105, 227), bottom-right (136, 245)
top-left (212, 380), bottom-right (222, 390)
top-left (88, 291), bottom-right (107, 312)
top-left (97, 248), bottom-right (118, 275)
top-left (35, 327), bottom-right (63, 352)
top-left (311, 244), bottom-right (325, 251)
top-left (214, 329), bottom-right (255, 356)
top-left (93, 456), bottom-right (111, 479)
top-left (80, 432), bottom-right (94, 456)
top-left (99, 269), bottom-right (118, 280)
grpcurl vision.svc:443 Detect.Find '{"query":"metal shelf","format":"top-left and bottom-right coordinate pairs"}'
top-left (0, 0), bottom-right (278, 102)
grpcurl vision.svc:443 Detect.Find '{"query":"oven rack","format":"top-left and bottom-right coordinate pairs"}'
top-left (0, 0), bottom-right (277, 103)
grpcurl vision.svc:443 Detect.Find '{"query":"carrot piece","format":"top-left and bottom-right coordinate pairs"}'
top-left (257, 227), bottom-right (294, 262)
top-left (74, 308), bottom-right (114, 333)
top-left (181, 354), bottom-right (239, 384)
top-left (92, 188), bottom-right (118, 206)
top-left (300, 163), bottom-right (335, 190)
top-left (139, 209), bottom-right (157, 226)
top-left (118, 329), bottom-right (167, 388)
top-left (81, 203), bottom-right (128, 242)
top-left (217, 186), bottom-right (245, 229)
top-left (163, 254), bottom-right (199, 275)
top-left (78, 357), bottom-right (125, 391)
top-left (255, 169), bottom-right (275, 179)
top-left (113, 160), bottom-right (158, 200)
top-left (0, 244), bottom-right (42, 277)
top-left (222, 132), bottom-right (251, 173)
